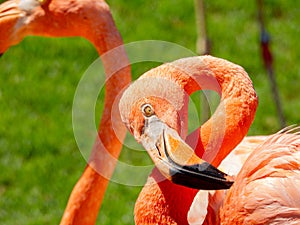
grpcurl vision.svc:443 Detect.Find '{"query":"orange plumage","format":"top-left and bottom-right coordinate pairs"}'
top-left (220, 129), bottom-right (300, 225)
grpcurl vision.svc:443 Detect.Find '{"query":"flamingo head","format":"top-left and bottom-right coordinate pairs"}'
top-left (0, 0), bottom-right (111, 54)
top-left (119, 64), bottom-right (234, 190)
top-left (0, 0), bottom-right (47, 53)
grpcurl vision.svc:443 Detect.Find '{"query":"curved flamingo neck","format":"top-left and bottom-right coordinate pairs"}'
top-left (144, 56), bottom-right (257, 166)
top-left (182, 56), bottom-right (258, 166)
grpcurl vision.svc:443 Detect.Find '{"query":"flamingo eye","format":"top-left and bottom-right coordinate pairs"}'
top-left (141, 104), bottom-right (154, 117)
top-left (38, 0), bottom-right (47, 5)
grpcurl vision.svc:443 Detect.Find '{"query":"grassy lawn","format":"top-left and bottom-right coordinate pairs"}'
top-left (0, 0), bottom-right (299, 224)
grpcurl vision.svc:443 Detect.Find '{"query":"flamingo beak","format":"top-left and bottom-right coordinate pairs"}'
top-left (140, 115), bottom-right (233, 190)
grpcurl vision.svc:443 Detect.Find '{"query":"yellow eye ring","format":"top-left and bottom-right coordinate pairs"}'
top-left (141, 104), bottom-right (154, 117)
top-left (38, 0), bottom-right (47, 4)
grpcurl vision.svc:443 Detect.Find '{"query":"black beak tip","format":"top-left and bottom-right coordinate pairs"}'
top-left (0, 53), bottom-right (3, 58)
top-left (169, 162), bottom-right (234, 190)
top-left (171, 172), bottom-right (233, 190)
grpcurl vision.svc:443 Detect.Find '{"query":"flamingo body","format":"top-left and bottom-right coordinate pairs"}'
top-left (220, 131), bottom-right (300, 225)
top-left (188, 135), bottom-right (267, 224)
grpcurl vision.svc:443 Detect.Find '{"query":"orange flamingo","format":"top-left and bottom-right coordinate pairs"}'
top-left (119, 55), bottom-right (300, 224)
top-left (119, 55), bottom-right (258, 224)
top-left (0, 0), bottom-right (131, 224)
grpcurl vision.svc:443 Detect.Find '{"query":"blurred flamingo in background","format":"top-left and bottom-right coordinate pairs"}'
top-left (119, 55), bottom-right (300, 224)
top-left (0, 0), bottom-right (131, 224)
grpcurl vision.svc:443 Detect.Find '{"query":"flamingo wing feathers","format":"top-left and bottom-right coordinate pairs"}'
top-left (188, 135), bottom-right (267, 224)
top-left (221, 129), bottom-right (300, 225)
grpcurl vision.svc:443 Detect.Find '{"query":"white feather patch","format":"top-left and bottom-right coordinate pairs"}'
top-left (19, 0), bottom-right (40, 12)
top-left (187, 190), bottom-right (209, 225)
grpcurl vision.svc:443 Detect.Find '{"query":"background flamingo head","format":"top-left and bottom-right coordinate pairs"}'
top-left (0, 0), bottom-right (112, 54)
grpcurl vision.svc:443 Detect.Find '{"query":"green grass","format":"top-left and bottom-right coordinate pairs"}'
top-left (0, 0), bottom-right (300, 224)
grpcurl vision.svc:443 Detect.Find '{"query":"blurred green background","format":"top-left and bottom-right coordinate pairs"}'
top-left (0, 0), bottom-right (299, 224)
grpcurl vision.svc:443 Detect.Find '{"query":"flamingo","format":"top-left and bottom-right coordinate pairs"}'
top-left (0, 0), bottom-right (131, 224)
top-left (119, 55), bottom-right (300, 224)
top-left (119, 55), bottom-right (259, 224)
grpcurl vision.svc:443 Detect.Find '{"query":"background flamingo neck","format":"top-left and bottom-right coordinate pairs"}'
top-left (60, 5), bottom-right (131, 225)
